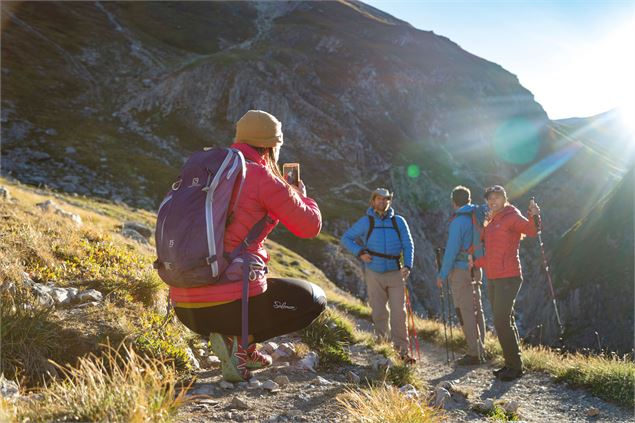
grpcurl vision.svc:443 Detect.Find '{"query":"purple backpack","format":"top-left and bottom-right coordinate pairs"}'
top-left (154, 147), bottom-right (268, 288)
top-left (154, 147), bottom-right (270, 349)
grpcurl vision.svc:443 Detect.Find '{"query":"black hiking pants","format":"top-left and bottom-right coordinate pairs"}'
top-left (487, 277), bottom-right (523, 370)
top-left (174, 278), bottom-right (327, 343)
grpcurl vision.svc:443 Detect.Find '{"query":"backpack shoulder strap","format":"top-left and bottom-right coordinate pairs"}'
top-left (391, 216), bottom-right (402, 242)
top-left (365, 215), bottom-right (375, 244)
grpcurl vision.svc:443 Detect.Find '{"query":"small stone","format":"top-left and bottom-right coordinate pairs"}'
top-left (231, 396), bottom-right (250, 410)
top-left (238, 382), bottom-right (248, 389)
top-left (586, 407), bottom-right (600, 417)
top-left (77, 289), bottom-right (103, 303)
top-left (0, 186), bottom-right (11, 201)
top-left (219, 380), bottom-right (234, 390)
top-left (297, 351), bottom-right (319, 372)
top-left (263, 341), bottom-right (279, 354)
top-left (249, 378), bottom-right (262, 389)
top-left (435, 380), bottom-right (455, 391)
top-left (279, 342), bottom-right (296, 355)
top-left (434, 387), bottom-right (450, 407)
top-left (121, 228), bottom-right (148, 244)
top-left (123, 221), bottom-right (152, 239)
top-left (49, 288), bottom-right (72, 306)
top-left (316, 376), bottom-right (332, 385)
top-left (482, 398), bottom-right (495, 412)
top-left (371, 355), bottom-right (393, 371)
top-left (346, 371), bottom-right (361, 384)
top-left (274, 375), bottom-right (290, 387)
top-left (185, 348), bottom-right (200, 370)
top-left (272, 349), bottom-right (290, 362)
top-left (286, 409), bottom-right (302, 418)
top-left (207, 355), bottom-right (221, 366)
top-left (0, 375), bottom-right (19, 399)
top-left (502, 400), bottom-right (519, 413)
top-left (197, 349), bottom-right (206, 357)
top-left (262, 380), bottom-right (280, 392)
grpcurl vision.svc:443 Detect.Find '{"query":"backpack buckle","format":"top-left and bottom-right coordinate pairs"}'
top-left (163, 262), bottom-right (173, 270)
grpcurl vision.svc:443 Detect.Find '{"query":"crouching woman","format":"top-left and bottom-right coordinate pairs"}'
top-left (170, 110), bottom-right (326, 381)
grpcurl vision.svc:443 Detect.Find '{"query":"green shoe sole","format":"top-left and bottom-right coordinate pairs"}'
top-left (208, 333), bottom-right (243, 382)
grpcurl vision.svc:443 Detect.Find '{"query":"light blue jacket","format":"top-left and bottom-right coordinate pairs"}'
top-left (341, 207), bottom-right (414, 273)
top-left (437, 203), bottom-right (488, 281)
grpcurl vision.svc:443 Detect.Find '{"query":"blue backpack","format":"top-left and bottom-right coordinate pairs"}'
top-left (452, 208), bottom-right (485, 262)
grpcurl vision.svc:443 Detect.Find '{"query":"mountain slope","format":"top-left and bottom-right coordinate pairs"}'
top-left (2, 1), bottom-right (632, 352)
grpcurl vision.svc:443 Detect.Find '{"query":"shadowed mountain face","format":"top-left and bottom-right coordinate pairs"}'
top-left (1, 1), bottom-right (632, 351)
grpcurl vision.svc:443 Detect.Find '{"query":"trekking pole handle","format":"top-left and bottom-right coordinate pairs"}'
top-left (530, 196), bottom-right (540, 228)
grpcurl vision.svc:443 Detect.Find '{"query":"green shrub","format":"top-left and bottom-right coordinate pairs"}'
top-left (301, 309), bottom-right (357, 367)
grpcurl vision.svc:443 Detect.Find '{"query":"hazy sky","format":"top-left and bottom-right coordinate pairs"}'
top-left (365, 0), bottom-right (635, 119)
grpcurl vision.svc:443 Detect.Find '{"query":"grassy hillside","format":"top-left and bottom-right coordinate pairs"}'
top-left (1, 177), bottom-right (632, 423)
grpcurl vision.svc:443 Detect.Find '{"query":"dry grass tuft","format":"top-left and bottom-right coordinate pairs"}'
top-left (16, 343), bottom-right (190, 423)
top-left (337, 385), bottom-right (442, 423)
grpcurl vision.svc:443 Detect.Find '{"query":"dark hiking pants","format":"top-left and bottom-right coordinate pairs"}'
top-left (174, 278), bottom-right (327, 343)
top-left (487, 277), bottom-right (523, 370)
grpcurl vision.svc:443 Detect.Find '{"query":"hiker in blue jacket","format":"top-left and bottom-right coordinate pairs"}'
top-left (436, 185), bottom-right (488, 365)
top-left (341, 188), bottom-right (415, 362)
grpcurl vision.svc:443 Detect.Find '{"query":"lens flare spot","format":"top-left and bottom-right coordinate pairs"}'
top-left (407, 164), bottom-right (420, 178)
top-left (493, 117), bottom-right (542, 164)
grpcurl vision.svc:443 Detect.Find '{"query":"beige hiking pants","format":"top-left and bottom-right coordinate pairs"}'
top-left (448, 268), bottom-right (485, 358)
top-left (365, 269), bottom-right (409, 352)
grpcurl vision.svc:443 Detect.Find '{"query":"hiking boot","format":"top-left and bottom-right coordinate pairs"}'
top-left (496, 367), bottom-right (523, 382)
top-left (400, 351), bottom-right (417, 365)
top-left (244, 344), bottom-right (272, 369)
top-left (492, 366), bottom-right (508, 377)
top-left (456, 355), bottom-right (481, 366)
top-left (209, 333), bottom-right (251, 382)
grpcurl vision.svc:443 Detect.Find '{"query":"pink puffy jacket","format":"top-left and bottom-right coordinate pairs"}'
top-left (169, 143), bottom-right (322, 303)
top-left (474, 205), bottom-right (538, 280)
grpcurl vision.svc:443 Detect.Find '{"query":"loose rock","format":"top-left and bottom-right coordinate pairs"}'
top-left (219, 381), bottom-right (234, 390)
top-left (262, 380), bottom-right (280, 392)
top-left (297, 351), bottom-right (319, 372)
top-left (123, 221), bottom-right (152, 239)
top-left (502, 400), bottom-right (520, 413)
top-left (274, 375), bottom-right (290, 387)
top-left (346, 371), bottom-right (361, 384)
top-left (0, 375), bottom-right (19, 399)
top-left (77, 289), bottom-right (103, 303)
top-left (0, 186), bottom-right (11, 201)
top-left (263, 341), bottom-right (279, 354)
top-left (434, 387), bottom-right (451, 407)
top-left (231, 396), bottom-right (250, 410)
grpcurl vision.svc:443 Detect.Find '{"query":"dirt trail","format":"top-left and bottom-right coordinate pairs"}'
top-left (176, 311), bottom-right (634, 422)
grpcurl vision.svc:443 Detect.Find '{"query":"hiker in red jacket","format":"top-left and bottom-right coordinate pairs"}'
top-left (473, 185), bottom-right (540, 381)
top-left (171, 110), bottom-right (326, 382)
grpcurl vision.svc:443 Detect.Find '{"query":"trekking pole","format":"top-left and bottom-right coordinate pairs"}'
top-left (468, 256), bottom-right (485, 362)
top-left (404, 284), bottom-right (421, 361)
top-left (531, 197), bottom-right (564, 335)
top-left (445, 279), bottom-right (456, 361)
top-left (435, 247), bottom-right (450, 363)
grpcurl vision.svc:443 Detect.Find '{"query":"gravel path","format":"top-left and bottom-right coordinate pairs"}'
top-left (417, 342), bottom-right (634, 422)
top-left (176, 314), bottom-right (634, 422)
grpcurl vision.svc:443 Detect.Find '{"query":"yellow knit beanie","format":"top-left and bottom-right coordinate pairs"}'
top-left (234, 110), bottom-right (284, 148)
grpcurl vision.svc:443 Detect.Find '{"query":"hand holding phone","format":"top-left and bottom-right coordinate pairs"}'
top-left (282, 163), bottom-right (300, 187)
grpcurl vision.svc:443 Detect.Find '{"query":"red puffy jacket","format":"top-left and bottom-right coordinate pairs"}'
top-left (474, 205), bottom-right (538, 280)
top-left (170, 143), bottom-right (322, 303)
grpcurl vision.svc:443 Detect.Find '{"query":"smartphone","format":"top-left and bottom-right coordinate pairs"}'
top-left (282, 163), bottom-right (300, 187)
